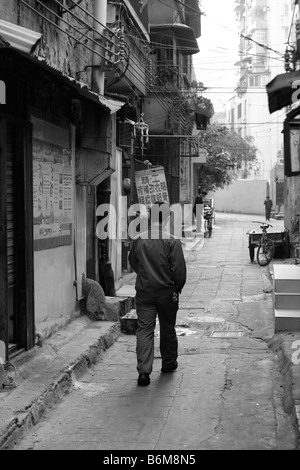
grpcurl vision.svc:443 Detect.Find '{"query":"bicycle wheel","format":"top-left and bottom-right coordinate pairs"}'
top-left (207, 218), bottom-right (212, 237)
top-left (3, 362), bottom-right (17, 386)
top-left (249, 244), bottom-right (255, 262)
top-left (256, 238), bottom-right (274, 266)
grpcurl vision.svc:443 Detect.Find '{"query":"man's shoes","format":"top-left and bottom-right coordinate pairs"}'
top-left (161, 360), bottom-right (178, 373)
top-left (137, 373), bottom-right (150, 386)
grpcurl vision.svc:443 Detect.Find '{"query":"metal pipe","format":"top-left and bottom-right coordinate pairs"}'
top-left (50, 0), bottom-right (118, 52)
top-left (92, 0), bottom-right (107, 95)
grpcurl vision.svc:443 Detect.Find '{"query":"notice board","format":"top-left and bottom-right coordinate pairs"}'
top-left (135, 166), bottom-right (169, 208)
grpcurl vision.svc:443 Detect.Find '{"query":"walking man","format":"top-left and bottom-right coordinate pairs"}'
top-left (128, 202), bottom-right (186, 386)
top-left (264, 196), bottom-right (273, 221)
top-left (193, 189), bottom-right (207, 232)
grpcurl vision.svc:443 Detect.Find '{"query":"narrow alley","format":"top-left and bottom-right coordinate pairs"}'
top-left (11, 212), bottom-right (299, 451)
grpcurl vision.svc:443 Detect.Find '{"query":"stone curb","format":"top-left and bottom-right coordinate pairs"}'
top-left (268, 333), bottom-right (300, 448)
top-left (0, 322), bottom-right (121, 450)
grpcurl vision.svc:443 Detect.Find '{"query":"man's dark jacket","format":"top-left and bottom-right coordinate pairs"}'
top-left (128, 228), bottom-right (186, 298)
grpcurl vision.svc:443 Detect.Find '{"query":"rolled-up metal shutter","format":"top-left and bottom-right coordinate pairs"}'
top-left (6, 124), bottom-right (15, 288)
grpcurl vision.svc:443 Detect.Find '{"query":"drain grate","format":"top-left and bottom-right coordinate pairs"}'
top-left (210, 330), bottom-right (244, 338)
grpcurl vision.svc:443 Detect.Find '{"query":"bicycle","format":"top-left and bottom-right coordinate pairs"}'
top-left (252, 221), bottom-right (275, 266)
top-left (203, 204), bottom-right (213, 238)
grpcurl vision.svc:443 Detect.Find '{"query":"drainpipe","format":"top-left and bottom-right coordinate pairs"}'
top-left (92, 0), bottom-right (107, 95)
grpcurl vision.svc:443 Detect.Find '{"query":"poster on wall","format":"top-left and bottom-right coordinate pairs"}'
top-left (33, 139), bottom-right (73, 250)
top-left (289, 126), bottom-right (300, 174)
top-left (135, 166), bottom-right (169, 208)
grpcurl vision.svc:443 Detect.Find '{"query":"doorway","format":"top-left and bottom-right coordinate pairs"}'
top-left (0, 117), bottom-right (34, 360)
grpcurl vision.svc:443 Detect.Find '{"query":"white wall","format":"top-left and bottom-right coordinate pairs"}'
top-left (109, 147), bottom-right (123, 287)
top-left (32, 118), bottom-right (79, 339)
top-left (211, 179), bottom-right (268, 215)
top-left (34, 245), bottom-right (78, 337)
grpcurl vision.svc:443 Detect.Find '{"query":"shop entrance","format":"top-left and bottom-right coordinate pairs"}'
top-left (0, 117), bottom-right (34, 360)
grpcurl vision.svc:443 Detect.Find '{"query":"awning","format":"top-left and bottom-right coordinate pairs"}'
top-left (0, 47), bottom-right (125, 114)
top-left (0, 21), bottom-right (125, 114)
top-left (76, 149), bottom-right (115, 186)
top-left (150, 23), bottom-right (199, 55)
top-left (0, 19), bottom-right (42, 53)
top-left (266, 70), bottom-right (300, 114)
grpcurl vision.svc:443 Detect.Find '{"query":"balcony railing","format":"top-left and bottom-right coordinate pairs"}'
top-left (147, 61), bottom-right (182, 91)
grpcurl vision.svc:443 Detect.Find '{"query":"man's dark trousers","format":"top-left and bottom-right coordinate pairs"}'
top-left (135, 292), bottom-right (178, 375)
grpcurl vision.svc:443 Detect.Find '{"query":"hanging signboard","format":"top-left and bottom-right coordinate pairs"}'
top-left (135, 166), bottom-right (169, 208)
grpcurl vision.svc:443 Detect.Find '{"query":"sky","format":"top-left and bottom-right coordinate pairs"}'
top-left (193, 0), bottom-right (240, 112)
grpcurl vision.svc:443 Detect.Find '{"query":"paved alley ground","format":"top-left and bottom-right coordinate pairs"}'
top-left (12, 212), bottom-right (298, 452)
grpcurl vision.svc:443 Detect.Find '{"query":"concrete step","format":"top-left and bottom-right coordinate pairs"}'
top-left (274, 293), bottom-right (300, 310)
top-left (273, 264), bottom-right (300, 293)
top-left (274, 308), bottom-right (300, 332)
top-left (116, 284), bottom-right (136, 298)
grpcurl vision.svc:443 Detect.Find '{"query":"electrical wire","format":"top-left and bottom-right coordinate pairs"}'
top-left (159, 0), bottom-right (202, 16)
top-left (50, 0), bottom-right (118, 48)
top-left (118, 31), bottom-right (192, 123)
top-left (107, 6), bottom-right (186, 121)
top-left (19, 0), bottom-right (115, 64)
top-left (183, 0), bottom-right (287, 61)
top-left (60, 0), bottom-right (84, 15)
top-left (48, 0), bottom-right (119, 49)
top-left (240, 33), bottom-right (285, 58)
top-left (119, 22), bottom-right (209, 121)
top-left (67, 0), bottom-right (131, 40)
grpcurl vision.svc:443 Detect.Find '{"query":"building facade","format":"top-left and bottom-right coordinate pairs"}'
top-left (229, 0), bottom-right (291, 181)
top-left (0, 0), bottom-right (125, 360)
top-left (143, 0), bottom-right (204, 207)
top-left (265, 0), bottom-right (300, 250)
top-left (0, 0), bottom-right (208, 361)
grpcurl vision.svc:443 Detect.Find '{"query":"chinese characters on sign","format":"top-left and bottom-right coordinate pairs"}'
top-left (33, 139), bottom-right (73, 244)
top-left (135, 166), bottom-right (169, 208)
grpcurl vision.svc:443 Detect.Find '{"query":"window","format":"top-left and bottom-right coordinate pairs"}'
top-left (256, 31), bottom-right (267, 44)
top-left (238, 103), bottom-right (242, 119)
top-left (231, 108), bottom-right (235, 123)
top-left (248, 75), bottom-right (260, 87)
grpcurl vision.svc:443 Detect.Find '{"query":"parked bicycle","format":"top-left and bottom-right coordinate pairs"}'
top-left (203, 203), bottom-right (213, 237)
top-left (251, 221), bottom-right (275, 266)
